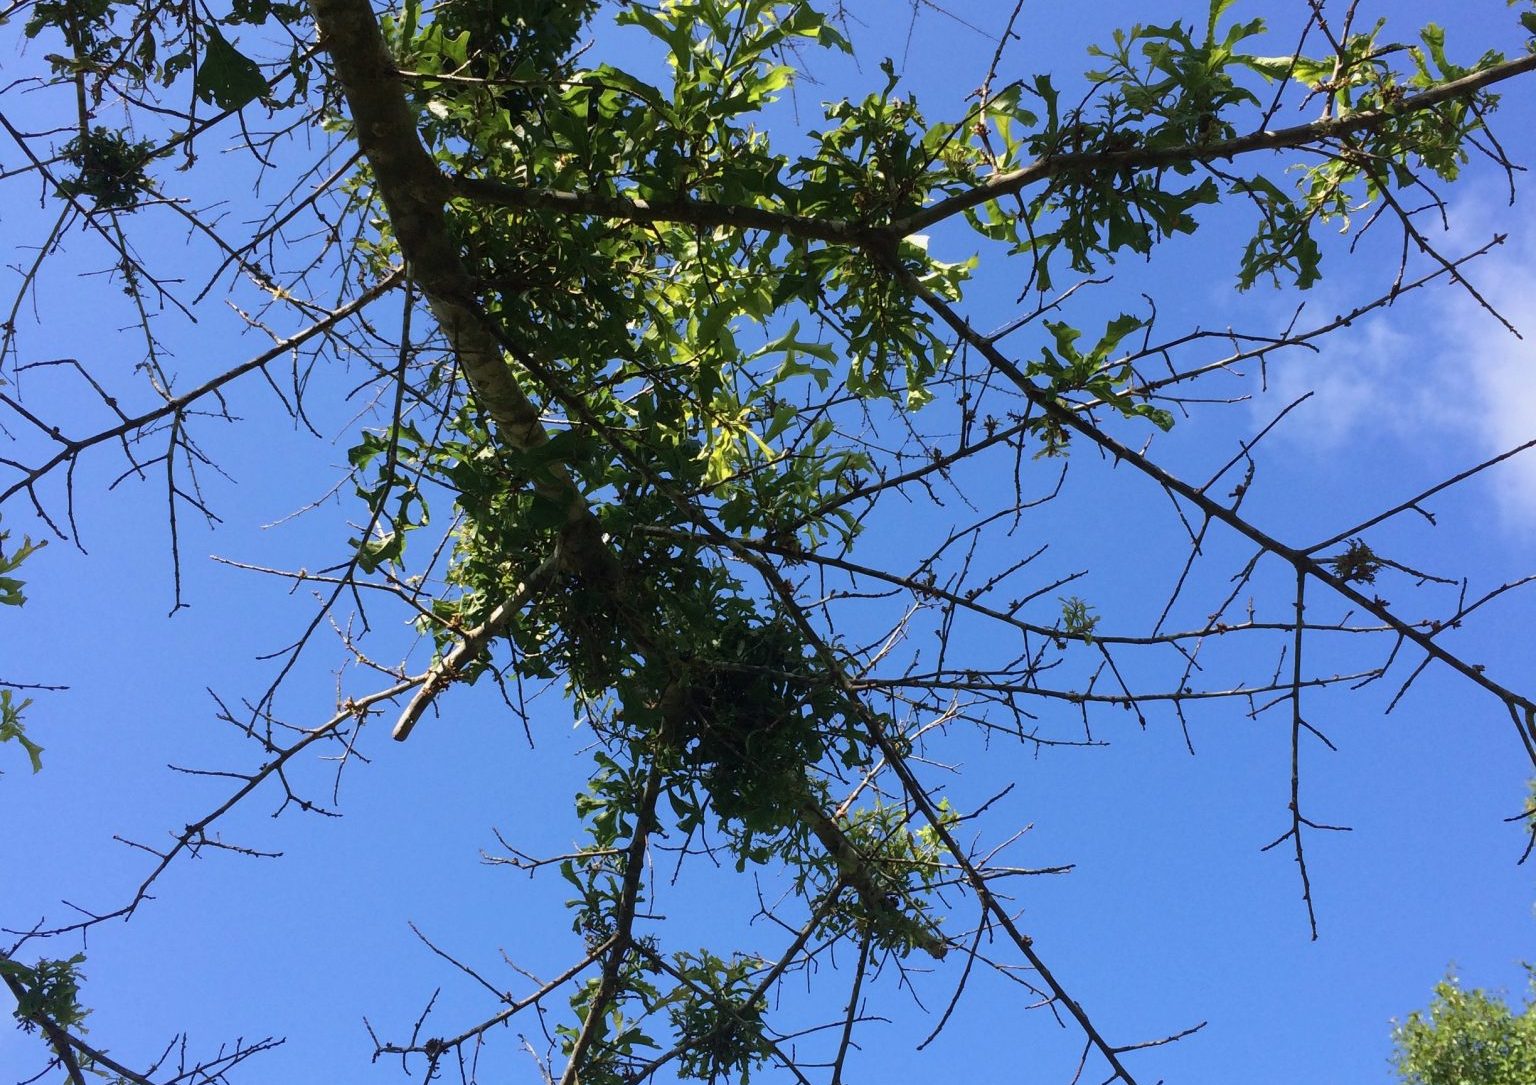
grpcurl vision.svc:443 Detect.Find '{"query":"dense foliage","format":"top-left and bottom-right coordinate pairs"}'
top-left (1394, 973), bottom-right (1536, 1085)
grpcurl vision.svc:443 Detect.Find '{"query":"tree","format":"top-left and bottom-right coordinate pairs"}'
top-left (2, 1), bottom-right (1535, 1082)
top-left (1393, 971), bottom-right (1536, 1085)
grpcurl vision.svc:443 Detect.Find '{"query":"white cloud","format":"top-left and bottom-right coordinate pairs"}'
top-left (1258, 195), bottom-right (1536, 527)
top-left (1445, 229), bottom-right (1536, 525)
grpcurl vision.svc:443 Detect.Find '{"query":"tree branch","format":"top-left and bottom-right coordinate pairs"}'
top-left (895, 50), bottom-right (1536, 236)
top-left (445, 52), bottom-right (1536, 250)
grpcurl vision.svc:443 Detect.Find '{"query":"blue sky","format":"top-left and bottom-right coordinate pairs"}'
top-left (3, 2), bottom-right (1535, 1083)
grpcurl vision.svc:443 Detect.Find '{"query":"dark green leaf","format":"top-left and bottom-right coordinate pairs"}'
top-left (195, 26), bottom-right (267, 110)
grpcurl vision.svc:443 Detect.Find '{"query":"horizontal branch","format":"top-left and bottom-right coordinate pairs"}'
top-left (446, 51), bottom-right (1536, 250)
top-left (855, 669), bottom-right (1383, 705)
top-left (451, 175), bottom-right (870, 246)
top-left (637, 523), bottom-right (1398, 647)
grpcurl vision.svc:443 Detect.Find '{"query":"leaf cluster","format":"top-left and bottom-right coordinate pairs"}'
top-left (0, 516), bottom-right (45, 775)
top-left (1, 954), bottom-right (88, 1034)
top-left (1393, 971), bottom-right (1536, 1085)
top-left (56, 128), bottom-right (157, 211)
top-left (20, 0), bottom-right (303, 122)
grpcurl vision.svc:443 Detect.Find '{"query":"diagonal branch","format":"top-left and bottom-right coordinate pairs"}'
top-left (307, 0), bottom-right (616, 583)
top-left (391, 549), bottom-right (564, 740)
top-left (895, 50), bottom-right (1536, 236)
top-left (0, 271), bottom-right (402, 510)
top-left (893, 261), bottom-right (1536, 764)
top-left (732, 554), bottom-right (1147, 1084)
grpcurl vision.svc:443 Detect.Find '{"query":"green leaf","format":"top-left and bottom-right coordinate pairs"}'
top-left (353, 532), bottom-right (400, 573)
top-left (1, 690), bottom-right (43, 773)
top-left (348, 431), bottom-right (390, 471)
top-left (525, 493), bottom-right (572, 531)
top-left (753, 321), bottom-right (837, 365)
top-left (195, 25), bottom-right (267, 110)
top-left (1, 522), bottom-right (45, 606)
top-left (1206, 0), bottom-right (1239, 42)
